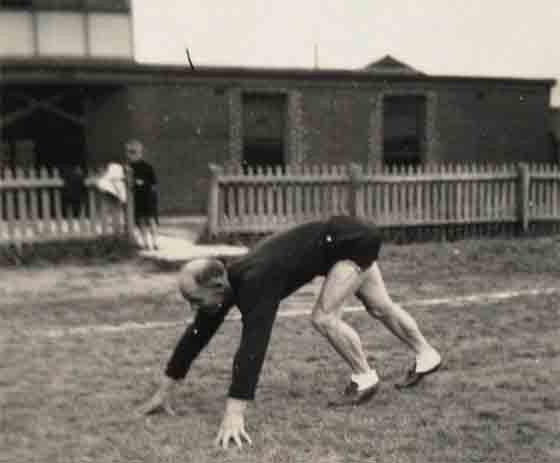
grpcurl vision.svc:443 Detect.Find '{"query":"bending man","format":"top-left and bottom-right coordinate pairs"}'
top-left (138, 215), bottom-right (442, 449)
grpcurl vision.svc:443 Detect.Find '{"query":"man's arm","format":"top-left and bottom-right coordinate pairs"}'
top-left (165, 305), bottom-right (231, 380)
top-left (138, 305), bottom-right (231, 415)
top-left (215, 294), bottom-right (281, 449)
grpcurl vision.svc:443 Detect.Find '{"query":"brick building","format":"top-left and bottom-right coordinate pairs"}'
top-left (1, 1), bottom-right (557, 214)
top-left (551, 107), bottom-right (560, 159)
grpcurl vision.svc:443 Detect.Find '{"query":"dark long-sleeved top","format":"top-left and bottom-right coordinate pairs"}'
top-left (165, 215), bottom-right (382, 400)
top-left (129, 159), bottom-right (158, 220)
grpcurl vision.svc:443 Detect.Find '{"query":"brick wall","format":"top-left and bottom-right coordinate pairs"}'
top-left (301, 88), bottom-right (372, 165)
top-left (549, 108), bottom-right (560, 160)
top-left (126, 84), bottom-right (230, 214)
top-left (84, 73), bottom-right (554, 215)
top-left (435, 83), bottom-right (551, 163)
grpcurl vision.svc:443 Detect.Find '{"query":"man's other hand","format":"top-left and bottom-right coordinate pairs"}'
top-left (136, 376), bottom-right (177, 417)
top-left (136, 394), bottom-right (177, 417)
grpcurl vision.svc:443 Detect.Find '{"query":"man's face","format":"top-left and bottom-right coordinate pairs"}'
top-left (186, 275), bottom-right (231, 316)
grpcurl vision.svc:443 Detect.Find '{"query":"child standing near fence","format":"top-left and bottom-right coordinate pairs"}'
top-left (125, 139), bottom-right (159, 250)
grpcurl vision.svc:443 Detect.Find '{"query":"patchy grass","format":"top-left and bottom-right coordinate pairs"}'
top-left (1, 236), bottom-right (560, 462)
top-left (0, 236), bottom-right (137, 267)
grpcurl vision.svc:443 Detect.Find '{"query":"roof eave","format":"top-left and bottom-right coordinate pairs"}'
top-left (0, 58), bottom-right (556, 87)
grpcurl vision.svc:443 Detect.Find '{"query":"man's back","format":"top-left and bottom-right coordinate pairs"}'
top-left (227, 219), bottom-right (328, 301)
top-left (227, 216), bottom-right (380, 303)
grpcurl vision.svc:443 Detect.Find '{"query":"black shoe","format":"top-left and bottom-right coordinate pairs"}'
top-left (328, 380), bottom-right (379, 407)
top-left (395, 361), bottom-right (442, 390)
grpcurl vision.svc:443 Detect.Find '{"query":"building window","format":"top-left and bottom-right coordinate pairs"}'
top-left (242, 93), bottom-right (287, 169)
top-left (382, 95), bottom-right (427, 166)
top-left (1, 0), bottom-right (130, 12)
top-left (84, 0), bottom-right (129, 12)
top-left (0, 0), bottom-right (32, 8)
top-left (37, 10), bottom-right (87, 56)
top-left (32, 0), bottom-right (83, 9)
top-left (88, 12), bottom-right (132, 57)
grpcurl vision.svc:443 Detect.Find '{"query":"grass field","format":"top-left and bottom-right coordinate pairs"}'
top-left (1, 237), bottom-right (560, 462)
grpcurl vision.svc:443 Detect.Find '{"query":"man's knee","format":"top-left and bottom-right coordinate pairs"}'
top-left (311, 308), bottom-right (338, 335)
top-left (357, 293), bottom-right (395, 321)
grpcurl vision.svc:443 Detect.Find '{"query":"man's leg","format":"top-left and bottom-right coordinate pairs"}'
top-left (356, 262), bottom-right (441, 386)
top-left (311, 260), bottom-right (379, 405)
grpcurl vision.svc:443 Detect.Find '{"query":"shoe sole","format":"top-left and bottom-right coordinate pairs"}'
top-left (395, 362), bottom-right (442, 390)
top-left (327, 384), bottom-right (379, 408)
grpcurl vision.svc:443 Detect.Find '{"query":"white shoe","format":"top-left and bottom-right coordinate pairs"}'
top-left (351, 370), bottom-right (380, 391)
top-left (415, 348), bottom-right (442, 374)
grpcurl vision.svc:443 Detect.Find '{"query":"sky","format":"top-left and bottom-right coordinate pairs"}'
top-left (132, 0), bottom-right (560, 106)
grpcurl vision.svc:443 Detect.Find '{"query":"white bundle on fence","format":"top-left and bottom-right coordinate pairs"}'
top-left (94, 163), bottom-right (127, 204)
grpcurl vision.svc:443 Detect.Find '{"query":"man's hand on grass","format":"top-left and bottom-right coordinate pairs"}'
top-left (136, 376), bottom-right (177, 417)
top-left (136, 392), bottom-right (177, 417)
top-left (215, 398), bottom-right (252, 450)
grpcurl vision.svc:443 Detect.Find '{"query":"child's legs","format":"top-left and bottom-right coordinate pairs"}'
top-left (148, 217), bottom-right (158, 247)
top-left (136, 217), bottom-right (151, 248)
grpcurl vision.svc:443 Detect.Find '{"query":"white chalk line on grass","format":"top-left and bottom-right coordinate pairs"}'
top-left (32, 286), bottom-right (560, 339)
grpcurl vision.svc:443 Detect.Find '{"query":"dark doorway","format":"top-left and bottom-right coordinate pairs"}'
top-left (383, 95), bottom-right (427, 166)
top-left (242, 93), bottom-right (286, 169)
top-left (1, 86), bottom-right (87, 169)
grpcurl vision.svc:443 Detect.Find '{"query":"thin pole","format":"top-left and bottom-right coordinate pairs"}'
top-left (314, 43), bottom-right (319, 69)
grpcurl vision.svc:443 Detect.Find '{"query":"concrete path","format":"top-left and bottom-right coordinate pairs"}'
top-left (138, 216), bottom-right (248, 265)
top-left (139, 235), bottom-right (248, 264)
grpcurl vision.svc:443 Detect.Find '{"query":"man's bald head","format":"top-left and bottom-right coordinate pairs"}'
top-left (178, 258), bottom-right (228, 300)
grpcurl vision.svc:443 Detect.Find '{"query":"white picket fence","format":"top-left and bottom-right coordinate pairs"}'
top-left (207, 162), bottom-right (560, 237)
top-left (0, 166), bottom-right (132, 245)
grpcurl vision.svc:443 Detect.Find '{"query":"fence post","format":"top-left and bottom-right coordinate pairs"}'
top-left (207, 163), bottom-right (223, 238)
top-left (348, 163), bottom-right (365, 218)
top-left (517, 162), bottom-right (530, 233)
top-left (124, 163), bottom-right (136, 243)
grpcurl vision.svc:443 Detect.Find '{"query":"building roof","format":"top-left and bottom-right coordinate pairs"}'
top-left (362, 55), bottom-right (425, 75)
top-left (0, 56), bottom-right (555, 89)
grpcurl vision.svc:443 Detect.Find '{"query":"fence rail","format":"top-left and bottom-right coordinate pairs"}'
top-left (207, 162), bottom-right (560, 238)
top-left (0, 166), bottom-right (133, 245)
